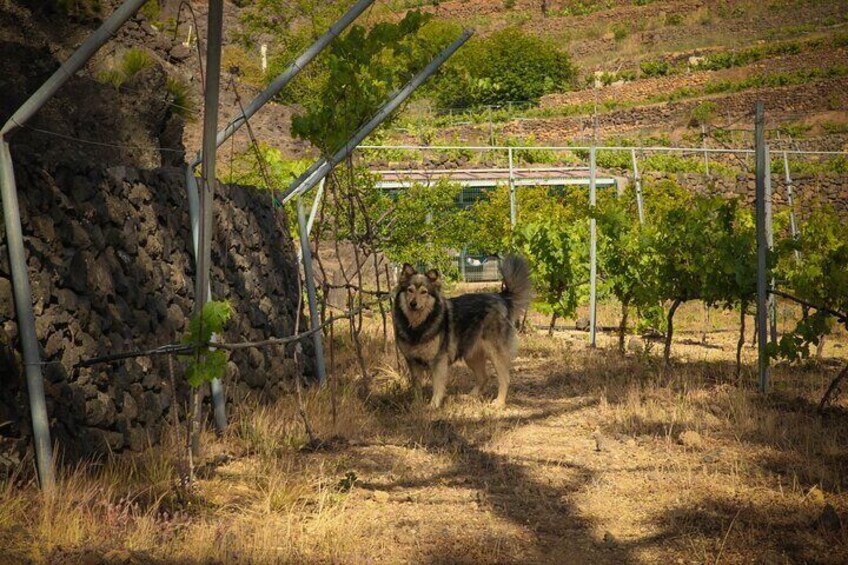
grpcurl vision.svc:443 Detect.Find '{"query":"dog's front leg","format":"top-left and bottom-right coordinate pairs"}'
top-left (429, 357), bottom-right (449, 408)
top-left (406, 360), bottom-right (426, 402)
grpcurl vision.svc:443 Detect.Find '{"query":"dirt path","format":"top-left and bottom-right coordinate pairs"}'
top-left (195, 320), bottom-right (847, 564)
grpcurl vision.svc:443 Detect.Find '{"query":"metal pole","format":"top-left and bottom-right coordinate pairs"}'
top-left (631, 148), bottom-right (644, 224)
top-left (755, 102), bottom-right (769, 393)
top-left (0, 0), bottom-right (150, 491)
top-left (306, 177), bottom-right (325, 236)
top-left (191, 0), bottom-right (225, 435)
top-left (296, 197), bottom-right (327, 386)
top-left (190, 0), bottom-right (377, 168)
top-left (702, 124), bottom-right (710, 177)
top-left (783, 151), bottom-right (801, 263)
top-left (508, 147), bottom-right (516, 227)
top-left (0, 141), bottom-right (54, 490)
top-left (764, 144), bottom-right (777, 345)
top-left (280, 30), bottom-right (474, 204)
top-left (460, 246), bottom-right (467, 282)
top-left (589, 146), bottom-right (598, 348)
top-left (185, 168), bottom-right (227, 432)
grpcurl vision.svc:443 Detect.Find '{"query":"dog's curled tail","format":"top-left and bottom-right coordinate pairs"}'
top-left (500, 254), bottom-right (533, 323)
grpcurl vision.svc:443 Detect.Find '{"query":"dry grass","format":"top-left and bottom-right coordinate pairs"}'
top-left (2, 301), bottom-right (848, 563)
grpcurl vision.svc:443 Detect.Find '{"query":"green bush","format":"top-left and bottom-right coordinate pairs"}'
top-left (639, 59), bottom-right (669, 77)
top-left (690, 101), bottom-right (717, 126)
top-left (430, 28), bottom-right (577, 108)
top-left (612, 24), bottom-right (629, 41)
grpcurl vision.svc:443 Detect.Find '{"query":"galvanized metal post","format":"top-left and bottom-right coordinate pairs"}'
top-left (764, 144), bottom-right (777, 345)
top-left (460, 247), bottom-right (467, 282)
top-left (184, 168), bottom-right (226, 433)
top-left (0, 141), bottom-right (54, 490)
top-left (755, 102), bottom-right (769, 393)
top-left (589, 146), bottom-right (598, 348)
top-left (296, 197), bottom-right (327, 386)
top-left (306, 177), bottom-right (325, 236)
top-left (783, 151), bottom-right (801, 263)
top-left (631, 148), bottom-right (644, 225)
top-left (0, 0), bottom-right (150, 491)
top-left (281, 30), bottom-right (474, 205)
top-left (192, 0), bottom-right (225, 436)
top-left (508, 147), bottom-right (516, 227)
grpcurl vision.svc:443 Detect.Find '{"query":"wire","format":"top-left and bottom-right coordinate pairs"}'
top-left (19, 123), bottom-right (186, 154)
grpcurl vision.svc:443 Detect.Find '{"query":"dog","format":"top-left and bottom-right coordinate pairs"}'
top-left (391, 255), bottom-right (532, 408)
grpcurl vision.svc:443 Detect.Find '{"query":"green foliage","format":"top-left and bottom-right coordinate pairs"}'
top-left (695, 42), bottom-right (801, 72)
top-left (639, 59), bottom-right (670, 78)
top-left (772, 155), bottom-right (848, 175)
top-left (291, 10), bottom-right (436, 154)
top-left (376, 180), bottom-right (470, 276)
top-left (121, 48), bottom-right (154, 78)
top-left (512, 218), bottom-right (581, 321)
top-left (463, 185), bottom-right (512, 254)
top-left (773, 207), bottom-right (848, 361)
top-left (664, 13), bottom-right (684, 26)
top-left (165, 76), bottom-right (196, 121)
top-left (181, 301), bottom-right (233, 388)
top-left (690, 101), bottom-right (717, 127)
top-left (703, 65), bottom-right (848, 95)
top-left (140, 0), bottom-right (160, 22)
top-left (596, 194), bottom-right (656, 312)
top-left (224, 144), bottom-right (310, 240)
top-left (612, 24), bottom-right (629, 41)
top-left (554, 0), bottom-right (614, 16)
top-left (430, 28), bottom-right (576, 108)
top-left (222, 45), bottom-right (266, 89)
top-left (96, 48), bottom-right (154, 88)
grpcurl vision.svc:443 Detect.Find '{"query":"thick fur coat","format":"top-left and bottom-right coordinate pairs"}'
top-left (392, 255), bottom-right (532, 407)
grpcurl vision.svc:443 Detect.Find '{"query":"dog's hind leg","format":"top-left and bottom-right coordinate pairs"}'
top-left (490, 347), bottom-right (512, 408)
top-left (466, 350), bottom-right (488, 399)
top-left (429, 357), bottom-right (449, 408)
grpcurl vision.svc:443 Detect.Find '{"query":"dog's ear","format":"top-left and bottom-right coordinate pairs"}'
top-left (425, 269), bottom-right (440, 283)
top-left (401, 263), bottom-right (417, 279)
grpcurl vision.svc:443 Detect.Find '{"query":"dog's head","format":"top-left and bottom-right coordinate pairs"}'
top-left (397, 263), bottom-right (441, 324)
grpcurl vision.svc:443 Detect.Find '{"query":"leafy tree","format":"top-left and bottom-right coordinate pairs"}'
top-left (431, 27), bottom-right (576, 108)
top-left (290, 10), bottom-right (439, 154)
top-left (773, 207), bottom-right (848, 361)
top-left (376, 179), bottom-right (470, 277)
top-left (698, 199), bottom-right (757, 377)
top-left (596, 195), bottom-right (660, 351)
top-left (768, 206), bottom-right (848, 409)
top-left (464, 184), bottom-right (512, 255)
top-left (513, 218), bottom-right (580, 336)
top-left (641, 182), bottom-right (709, 364)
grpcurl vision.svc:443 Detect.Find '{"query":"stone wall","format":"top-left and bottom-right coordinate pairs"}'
top-left (631, 171), bottom-right (848, 217)
top-left (0, 163), bottom-right (306, 461)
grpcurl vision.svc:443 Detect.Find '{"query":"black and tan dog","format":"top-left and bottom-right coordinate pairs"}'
top-left (392, 255), bottom-right (532, 408)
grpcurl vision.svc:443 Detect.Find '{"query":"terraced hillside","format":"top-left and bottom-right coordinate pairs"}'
top-left (383, 0), bottom-right (848, 150)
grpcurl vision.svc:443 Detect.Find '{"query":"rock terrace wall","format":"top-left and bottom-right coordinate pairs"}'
top-left (0, 163), bottom-right (306, 462)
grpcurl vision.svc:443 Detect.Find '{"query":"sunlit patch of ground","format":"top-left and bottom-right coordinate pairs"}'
top-left (2, 302), bottom-right (847, 564)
